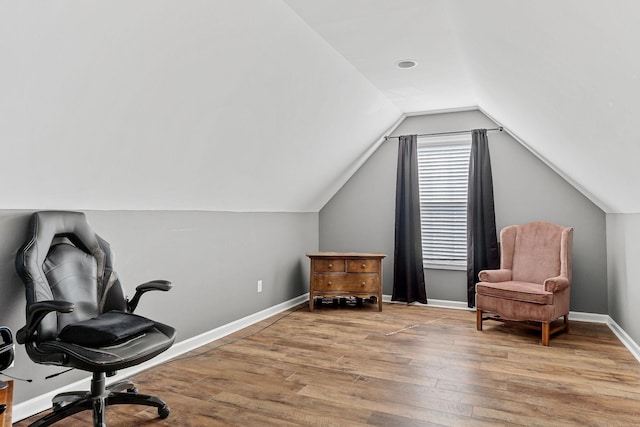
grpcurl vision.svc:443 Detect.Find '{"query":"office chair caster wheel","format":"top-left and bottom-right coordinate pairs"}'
top-left (158, 404), bottom-right (170, 419)
top-left (127, 387), bottom-right (138, 394)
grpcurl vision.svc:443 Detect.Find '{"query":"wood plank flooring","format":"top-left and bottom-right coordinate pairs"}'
top-left (15, 303), bottom-right (640, 426)
top-left (0, 380), bottom-right (13, 426)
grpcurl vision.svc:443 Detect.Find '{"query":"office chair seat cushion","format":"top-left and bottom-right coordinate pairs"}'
top-left (58, 311), bottom-right (155, 347)
top-left (33, 321), bottom-right (176, 372)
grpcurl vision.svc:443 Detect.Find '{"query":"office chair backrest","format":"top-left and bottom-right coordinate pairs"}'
top-left (16, 211), bottom-right (127, 344)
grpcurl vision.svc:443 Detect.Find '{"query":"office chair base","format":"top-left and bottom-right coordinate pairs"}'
top-left (29, 372), bottom-right (170, 427)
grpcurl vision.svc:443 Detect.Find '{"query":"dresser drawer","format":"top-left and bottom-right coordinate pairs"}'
top-left (312, 274), bottom-right (379, 293)
top-left (346, 259), bottom-right (380, 273)
top-left (313, 259), bottom-right (345, 272)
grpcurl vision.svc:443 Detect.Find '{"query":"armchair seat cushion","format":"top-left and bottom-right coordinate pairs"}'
top-left (476, 281), bottom-right (553, 305)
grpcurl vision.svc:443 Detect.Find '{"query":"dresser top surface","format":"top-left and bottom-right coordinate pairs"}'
top-left (307, 252), bottom-right (386, 259)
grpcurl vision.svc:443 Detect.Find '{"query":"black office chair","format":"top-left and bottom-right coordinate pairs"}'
top-left (15, 211), bottom-right (176, 427)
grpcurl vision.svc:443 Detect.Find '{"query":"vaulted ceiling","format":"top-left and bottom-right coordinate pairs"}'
top-left (285, 0), bottom-right (640, 213)
top-left (1, 1), bottom-right (638, 213)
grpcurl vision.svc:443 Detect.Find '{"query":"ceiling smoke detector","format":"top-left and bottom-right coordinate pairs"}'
top-left (396, 59), bottom-right (418, 69)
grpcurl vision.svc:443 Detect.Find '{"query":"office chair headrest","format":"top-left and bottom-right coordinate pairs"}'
top-left (16, 211), bottom-right (106, 288)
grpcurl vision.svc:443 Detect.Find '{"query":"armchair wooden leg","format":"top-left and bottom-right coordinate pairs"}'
top-left (564, 315), bottom-right (570, 333)
top-left (542, 322), bottom-right (550, 346)
top-left (476, 309), bottom-right (483, 331)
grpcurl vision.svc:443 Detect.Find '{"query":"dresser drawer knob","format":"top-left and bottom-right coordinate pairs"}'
top-left (361, 282), bottom-right (366, 286)
top-left (328, 281), bottom-right (332, 286)
top-left (328, 263), bottom-right (333, 268)
top-left (362, 263), bottom-right (366, 268)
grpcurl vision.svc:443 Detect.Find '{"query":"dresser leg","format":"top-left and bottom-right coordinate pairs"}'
top-left (309, 295), bottom-right (314, 312)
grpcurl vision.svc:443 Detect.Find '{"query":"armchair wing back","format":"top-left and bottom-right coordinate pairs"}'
top-left (506, 222), bottom-right (572, 284)
top-left (476, 221), bottom-right (573, 346)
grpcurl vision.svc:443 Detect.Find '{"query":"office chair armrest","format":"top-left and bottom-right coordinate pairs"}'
top-left (16, 300), bottom-right (74, 344)
top-left (127, 280), bottom-right (172, 313)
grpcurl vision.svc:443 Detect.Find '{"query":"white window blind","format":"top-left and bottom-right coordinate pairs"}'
top-left (417, 134), bottom-right (471, 268)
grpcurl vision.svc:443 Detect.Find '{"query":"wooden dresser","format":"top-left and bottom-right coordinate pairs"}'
top-left (0, 380), bottom-right (12, 427)
top-left (307, 252), bottom-right (386, 311)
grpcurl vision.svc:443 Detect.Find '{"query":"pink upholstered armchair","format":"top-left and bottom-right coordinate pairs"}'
top-left (475, 221), bottom-right (573, 346)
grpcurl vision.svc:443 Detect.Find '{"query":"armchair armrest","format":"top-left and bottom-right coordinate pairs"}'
top-left (478, 269), bottom-right (512, 283)
top-left (127, 280), bottom-right (172, 313)
top-left (544, 276), bottom-right (570, 293)
top-left (16, 300), bottom-right (74, 344)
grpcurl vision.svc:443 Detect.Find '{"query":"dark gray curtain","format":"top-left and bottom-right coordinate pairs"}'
top-left (467, 129), bottom-right (499, 307)
top-left (392, 135), bottom-right (427, 304)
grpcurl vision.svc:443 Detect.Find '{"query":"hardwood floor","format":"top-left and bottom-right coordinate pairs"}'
top-left (15, 302), bottom-right (640, 426)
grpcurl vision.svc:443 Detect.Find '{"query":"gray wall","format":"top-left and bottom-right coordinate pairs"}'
top-left (320, 110), bottom-right (608, 313)
top-left (0, 210), bottom-right (317, 404)
top-left (606, 214), bottom-right (640, 345)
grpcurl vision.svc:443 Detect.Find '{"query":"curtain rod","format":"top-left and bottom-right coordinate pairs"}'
top-left (383, 127), bottom-right (503, 141)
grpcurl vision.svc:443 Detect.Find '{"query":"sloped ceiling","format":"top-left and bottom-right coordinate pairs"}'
top-left (2, 1), bottom-right (639, 213)
top-left (285, 0), bottom-right (640, 213)
top-left (0, 1), bottom-right (400, 212)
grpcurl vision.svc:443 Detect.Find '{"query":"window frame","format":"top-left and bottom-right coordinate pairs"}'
top-left (416, 133), bottom-right (471, 271)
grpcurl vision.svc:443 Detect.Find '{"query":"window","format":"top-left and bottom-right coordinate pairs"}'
top-left (417, 134), bottom-right (471, 269)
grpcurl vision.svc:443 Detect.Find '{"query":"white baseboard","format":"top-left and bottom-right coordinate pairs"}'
top-left (12, 294), bottom-right (309, 422)
top-left (382, 294), bottom-right (472, 311)
top-left (607, 317), bottom-right (640, 363)
top-left (13, 293), bottom-right (640, 421)
top-left (568, 310), bottom-right (609, 324)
